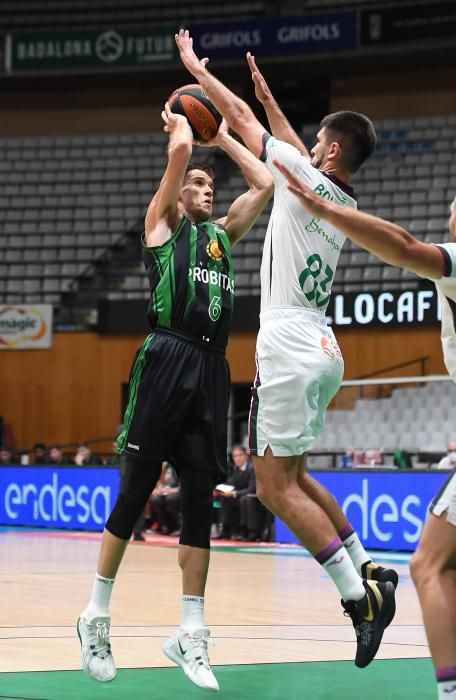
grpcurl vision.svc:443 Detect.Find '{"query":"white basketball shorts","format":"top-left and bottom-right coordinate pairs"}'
top-left (430, 467), bottom-right (456, 527)
top-left (248, 307), bottom-right (344, 458)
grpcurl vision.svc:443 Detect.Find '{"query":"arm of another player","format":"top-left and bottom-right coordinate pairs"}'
top-left (246, 52), bottom-right (310, 159)
top-left (274, 161), bottom-right (446, 280)
top-left (144, 103), bottom-right (193, 246)
top-left (176, 29), bottom-right (265, 158)
top-left (207, 121), bottom-right (273, 246)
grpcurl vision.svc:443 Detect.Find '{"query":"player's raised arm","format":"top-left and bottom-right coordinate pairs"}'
top-left (175, 29), bottom-right (265, 159)
top-left (275, 160), bottom-right (446, 280)
top-left (246, 52), bottom-right (309, 159)
top-left (203, 120), bottom-right (273, 246)
top-left (144, 102), bottom-right (193, 245)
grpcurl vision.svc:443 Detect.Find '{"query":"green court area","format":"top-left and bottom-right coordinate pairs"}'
top-left (0, 658), bottom-right (435, 700)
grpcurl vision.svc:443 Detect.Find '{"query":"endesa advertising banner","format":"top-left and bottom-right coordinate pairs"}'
top-left (0, 466), bottom-right (120, 530)
top-left (275, 470), bottom-right (448, 551)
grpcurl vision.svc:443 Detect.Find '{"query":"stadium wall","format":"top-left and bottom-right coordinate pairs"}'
top-left (331, 67), bottom-right (456, 117)
top-left (0, 328), bottom-right (447, 451)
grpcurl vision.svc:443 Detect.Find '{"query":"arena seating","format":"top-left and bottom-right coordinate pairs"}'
top-left (0, 0), bottom-right (264, 31)
top-left (312, 380), bottom-right (456, 454)
top-left (0, 113), bottom-right (455, 310)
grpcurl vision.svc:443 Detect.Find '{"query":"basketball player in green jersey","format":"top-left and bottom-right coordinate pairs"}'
top-left (77, 103), bottom-right (273, 691)
top-left (176, 28), bottom-right (398, 670)
top-left (270, 170), bottom-right (456, 700)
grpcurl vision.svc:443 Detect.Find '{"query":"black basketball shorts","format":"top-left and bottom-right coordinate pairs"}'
top-left (117, 327), bottom-right (231, 480)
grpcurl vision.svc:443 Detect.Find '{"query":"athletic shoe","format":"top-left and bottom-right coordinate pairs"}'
top-left (342, 579), bottom-right (396, 668)
top-left (361, 560), bottom-right (399, 589)
top-left (162, 627), bottom-right (219, 691)
top-left (77, 615), bottom-right (116, 682)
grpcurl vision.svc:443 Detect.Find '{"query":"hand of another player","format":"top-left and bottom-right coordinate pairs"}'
top-left (273, 160), bottom-right (328, 218)
top-left (246, 52), bottom-right (272, 104)
top-left (175, 29), bottom-right (207, 77)
top-left (161, 101), bottom-right (193, 141)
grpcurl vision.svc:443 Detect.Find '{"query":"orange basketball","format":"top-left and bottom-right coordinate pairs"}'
top-left (168, 84), bottom-right (222, 142)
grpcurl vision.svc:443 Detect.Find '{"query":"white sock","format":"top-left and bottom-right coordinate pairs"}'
top-left (181, 595), bottom-right (205, 632)
top-left (83, 573), bottom-right (115, 621)
top-left (321, 548), bottom-right (366, 602)
top-left (439, 681), bottom-right (456, 698)
top-left (341, 530), bottom-right (371, 575)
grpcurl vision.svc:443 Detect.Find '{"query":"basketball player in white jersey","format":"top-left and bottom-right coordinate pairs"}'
top-left (274, 168), bottom-right (456, 700)
top-left (176, 29), bottom-right (397, 668)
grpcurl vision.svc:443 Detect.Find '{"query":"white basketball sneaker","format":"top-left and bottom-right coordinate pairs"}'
top-left (162, 627), bottom-right (219, 691)
top-left (77, 614), bottom-right (116, 682)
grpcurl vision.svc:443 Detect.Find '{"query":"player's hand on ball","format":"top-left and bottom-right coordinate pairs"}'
top-left (194, 118), bottom-right (228, 148)
top-left (161, 102), bottom-right (193, 140)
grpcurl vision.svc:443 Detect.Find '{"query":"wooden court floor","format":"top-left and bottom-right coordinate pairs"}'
top-left (0, 527), bottom-right (435, 699)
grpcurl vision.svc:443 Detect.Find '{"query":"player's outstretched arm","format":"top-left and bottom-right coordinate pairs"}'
top-left (204, 121), bottom-right (273, 246)
top-left (246, 52), bottom-right (309, 159)
top-left (145, 103), bottom-right (193, 245)
top-left (175, 29), bottom-right (265, 158)
top-left (274, 160), bottom-right (446, 280)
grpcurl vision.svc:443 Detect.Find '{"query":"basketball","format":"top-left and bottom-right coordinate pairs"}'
top-left (168, 84), bottom-right (222, 142)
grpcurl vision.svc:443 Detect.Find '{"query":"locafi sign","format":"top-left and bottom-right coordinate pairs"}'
top-left (326, 288), bottom-right (441, 329)
top-left (0, 466), bottom-right (120, 530)
top-left (0, 304), bottom-right (53, 349)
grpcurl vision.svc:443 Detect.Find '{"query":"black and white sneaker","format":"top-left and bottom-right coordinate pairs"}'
top-left (342, 579), bottom-right (396, 668)
top-left (163, 627), bottom-right (219, 691)
top-left (361, 560), bottom-right (399, 590)
top-left (77, 615), bottom-right (116, 682)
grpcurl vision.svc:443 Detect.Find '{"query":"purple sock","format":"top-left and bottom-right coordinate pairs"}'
top-left (338, 524), bottom-right (354, 541)
top-left (315, 537), bottom-right (344, 565)
top-left (436, 667), bottom-right (456, 683)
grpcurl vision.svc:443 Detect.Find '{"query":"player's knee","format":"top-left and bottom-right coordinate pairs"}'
top-left (410, 547), bottom-right (437, 588)
top-left (256, 477), bottom-right (281, 514)
top-left (106, 491), bottom-right (149, 540)
top-left (179, 480), bottom-right (213, 550)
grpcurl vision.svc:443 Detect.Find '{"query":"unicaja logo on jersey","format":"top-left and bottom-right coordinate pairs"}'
top-left (206, 240), bottom-right (223, 262)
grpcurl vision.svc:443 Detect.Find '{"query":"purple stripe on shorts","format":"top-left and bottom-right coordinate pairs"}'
top-left (315, 537), bottom-right (344, 565)
top-left (248, 364), bottom-right (261, 454)
top-left (436, 667), bottom-right (456, 682)
top-left (338, 524), bottom-right (355, 541)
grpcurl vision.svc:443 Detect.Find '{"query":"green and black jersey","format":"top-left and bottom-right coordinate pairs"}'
top-left (143, 215), bottom-right (235, 351)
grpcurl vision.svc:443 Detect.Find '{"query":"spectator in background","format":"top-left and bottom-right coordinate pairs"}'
top-left (49, 445), bottom-right (67, 466)
top-left (0, 446), bottom-right (14, 465)
top-left (152, 464), bottom-right (181, 535)
top-left (216, 446), bottom-right (253, 540)
top-left (33, 442), bottom-right (48, 464)
top-left (74, 443), bottom-right (102, 466)
top-left (241, 466), bottom-right (272, 541)
top-left (437, 441), bottom-right (456, 470)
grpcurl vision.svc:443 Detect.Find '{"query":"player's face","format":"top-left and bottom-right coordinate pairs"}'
top-left (181, 169), bottom-right (214, 222)
top-left (449, 198), bottom-right (456, 242)
top-left (310, 128), bottom-right (331, 169)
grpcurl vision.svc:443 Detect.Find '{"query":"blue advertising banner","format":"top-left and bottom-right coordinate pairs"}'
top-left (189, 12), bottom-right (357, 61)
top-left (0, 466), bottom-right (120, 530)
top-left (275, 470), bottom-right (448, 551)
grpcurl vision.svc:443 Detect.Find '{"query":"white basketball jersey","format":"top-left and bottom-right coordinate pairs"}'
top-left (259, 135), bottom-right (358, 315)
top-left (434, 242), bottom-right (456, 381)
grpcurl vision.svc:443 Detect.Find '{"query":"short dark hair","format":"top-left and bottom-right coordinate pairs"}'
top-left (184, 162), bottom-right (215, 183)
top-left (33, 442), bottom-right (46, 450)
top-left (320, 111), bottom-right (376, 173)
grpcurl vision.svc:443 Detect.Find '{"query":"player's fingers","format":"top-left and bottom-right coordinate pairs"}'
top-left (201, 57), bottom-right (209, 67)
